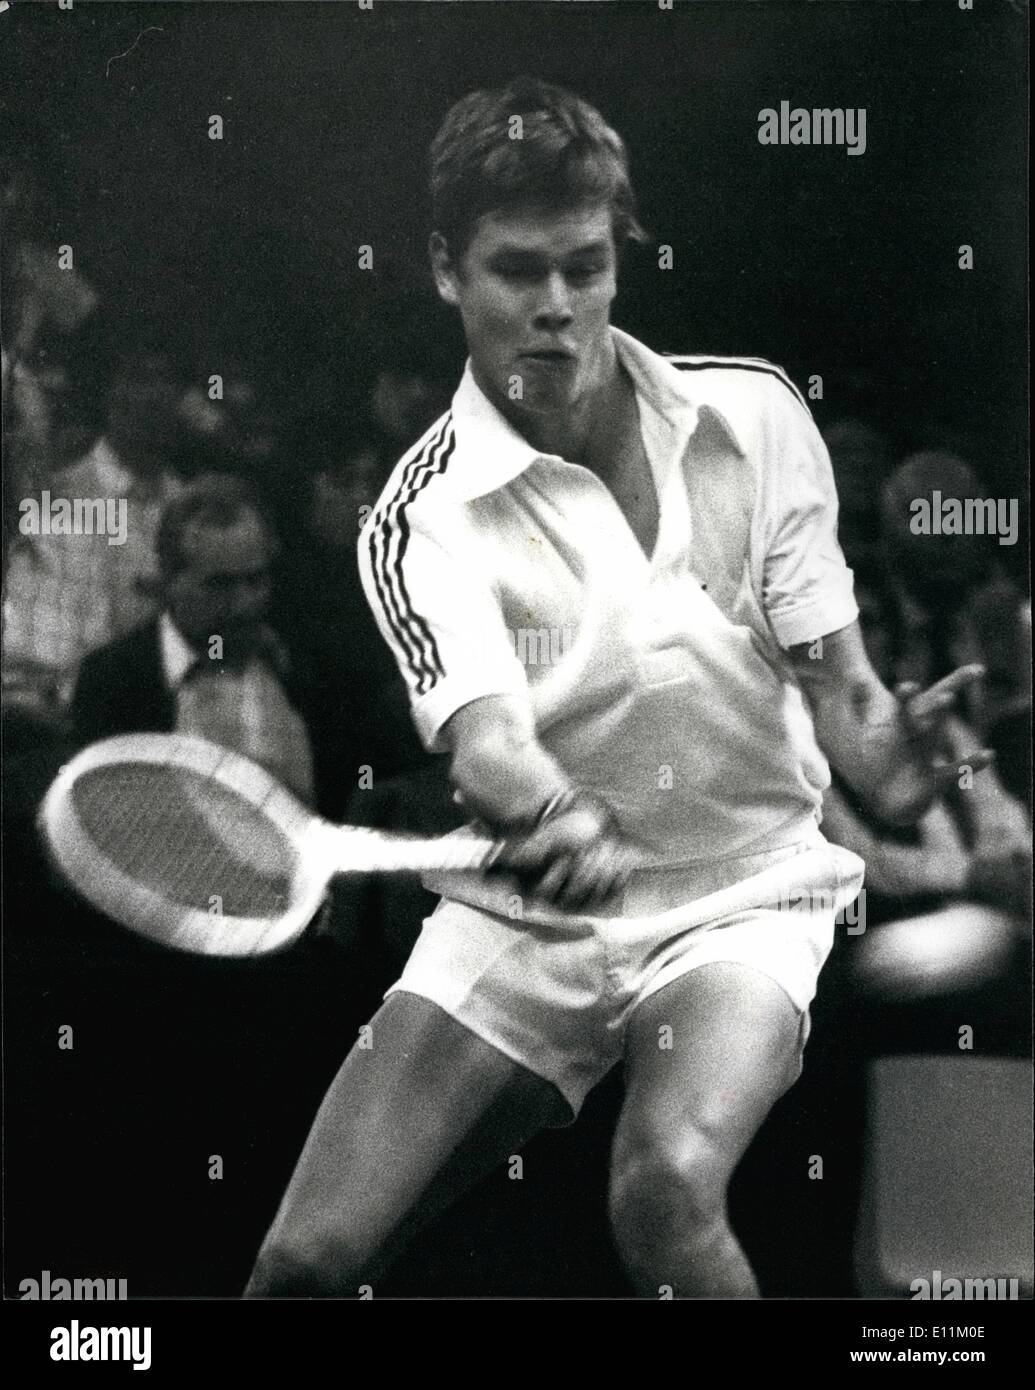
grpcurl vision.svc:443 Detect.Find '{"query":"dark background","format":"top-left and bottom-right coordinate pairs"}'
top-left (3, 0), bottom-right (1029, 1301)
top-left (3, 0), bottom-right (1028, 490)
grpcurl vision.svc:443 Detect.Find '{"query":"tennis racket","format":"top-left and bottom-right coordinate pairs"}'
top-left (39, 731), bottom-right (854, 962)
top-left (39, 733), bottom-right (505, 958)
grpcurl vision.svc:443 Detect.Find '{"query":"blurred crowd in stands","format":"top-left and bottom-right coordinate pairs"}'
top-left (3, 167), bottom-right (472, 987)
top-left (821, 423), bottom-right (1031, 1015)
top-left (2, 166), bottom-right (1030, 1294)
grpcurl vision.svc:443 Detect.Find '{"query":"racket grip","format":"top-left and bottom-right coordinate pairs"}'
top-left (395, 834), bottom-right (504, 873)
top-left (330, 827), bottom-right (505, 876)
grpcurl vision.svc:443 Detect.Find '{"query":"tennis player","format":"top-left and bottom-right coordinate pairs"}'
top-left (245, 78), bottom-right (989, 1298)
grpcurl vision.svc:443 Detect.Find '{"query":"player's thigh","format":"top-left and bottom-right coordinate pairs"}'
top-left (264, 989), bottom-right (566, 1253)
top-left (615, 962), bottom-right (803, 1183)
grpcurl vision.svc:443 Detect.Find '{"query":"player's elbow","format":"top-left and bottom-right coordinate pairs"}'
top-left (449, 722), bottom-right (528, 795)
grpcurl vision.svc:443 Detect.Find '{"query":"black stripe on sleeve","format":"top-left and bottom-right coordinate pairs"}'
top-left (368, 418), bottom-right (455, 696)
top-left (367, 434), bottom-right (443, 690)
top-left (667, 356), bottom-right (809, 411)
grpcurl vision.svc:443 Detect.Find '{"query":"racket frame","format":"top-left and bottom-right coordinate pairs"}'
top-left (40, 734), bottom-right (331, 957)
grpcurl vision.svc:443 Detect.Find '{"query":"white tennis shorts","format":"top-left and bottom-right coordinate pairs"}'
top-left (386, 822), bottom-right (865, 1116)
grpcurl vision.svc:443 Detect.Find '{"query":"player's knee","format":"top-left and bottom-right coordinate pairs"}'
top-left (609, 1128), bottom-right (730, 1246)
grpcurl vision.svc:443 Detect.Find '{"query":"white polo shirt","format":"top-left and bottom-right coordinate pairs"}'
top-left (358, 328), bottom-right (858, 865)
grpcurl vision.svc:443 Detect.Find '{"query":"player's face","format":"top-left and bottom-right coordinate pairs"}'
top-left (433, 202), bottom-right (618, 424)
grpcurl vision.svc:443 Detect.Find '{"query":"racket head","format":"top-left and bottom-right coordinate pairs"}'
top-left (39, 733), bottom-right (331, 957)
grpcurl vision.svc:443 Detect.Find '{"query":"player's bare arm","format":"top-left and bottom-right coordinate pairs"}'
top-left (442, 693), bottom-right (568, 822)
top-left (442, 693), bottom-right (638, 909)
top-left (788, 619), bottom-right (992, 826)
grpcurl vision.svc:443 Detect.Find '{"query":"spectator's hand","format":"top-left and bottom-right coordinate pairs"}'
top-left (488, 790), bottom-right (642, 911)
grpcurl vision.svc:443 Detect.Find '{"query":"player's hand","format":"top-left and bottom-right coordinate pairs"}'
top-left (488, 790), bottom-right (642, 910)
top-left (878, 665), bottom-right (994, 824)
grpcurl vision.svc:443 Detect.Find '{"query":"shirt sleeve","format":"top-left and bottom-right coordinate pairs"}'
top-left (756, 376), bottom-right (859, 648)
top-left (358, 499), bottom-right (530, 752)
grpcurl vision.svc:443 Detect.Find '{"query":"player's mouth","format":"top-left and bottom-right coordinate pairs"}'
top-left (519, 348), bottom-right (576, 366)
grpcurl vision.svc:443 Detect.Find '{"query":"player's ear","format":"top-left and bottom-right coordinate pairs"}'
top-left (429, 232), bottom-right (461, 306)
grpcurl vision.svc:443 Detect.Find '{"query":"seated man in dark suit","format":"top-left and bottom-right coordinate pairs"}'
top-left (72, 474), bottom-right (323, 807)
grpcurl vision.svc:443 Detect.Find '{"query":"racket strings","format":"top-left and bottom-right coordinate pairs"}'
top-left (71, 764), bottom-right (297, 917)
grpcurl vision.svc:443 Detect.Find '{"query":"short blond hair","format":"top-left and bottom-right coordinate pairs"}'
top-left (429, 76), bottom-right (647, 259)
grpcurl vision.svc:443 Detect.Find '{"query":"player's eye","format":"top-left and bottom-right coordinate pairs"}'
top-left (566, 262), bottom-right (606, 284)
top-left (494, 262), bottom-right (541, 283)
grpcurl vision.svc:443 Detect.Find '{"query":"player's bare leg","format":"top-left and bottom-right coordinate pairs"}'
top-left (244, 991), bottom-right (567, 1296)
top-left (609, 961), bottom-right (804, 1298)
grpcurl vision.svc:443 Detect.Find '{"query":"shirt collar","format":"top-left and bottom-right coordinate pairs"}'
top-left (159, 613), bottom-right (290, 687)
top-left (441, 326), bottom-right (745, 503)
top-left (159, 612), bottom-right (198, 689)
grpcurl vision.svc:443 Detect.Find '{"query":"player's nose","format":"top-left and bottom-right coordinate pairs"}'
top-left (533, 271), bottom-right (575, 327)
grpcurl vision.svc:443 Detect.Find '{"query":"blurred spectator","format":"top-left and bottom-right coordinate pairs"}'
top-left (272, 410), bottom-right (428, 783)
top-left (822, 569), bottom-right (1031, 1006)
top-left (849, 564), bottom-right (902, 690)
top-left (879, 450), bottom-right (1029, 733)
top-left (824, 740), bottom-right (1030, 994)
top-left (2, 330), bottom-right (192, 715)
top-left (272, 286), bottom-right (465, 781)
top-left (72, 475), bottom-right (314, 805)
top-left (2, 167), bottom-right (99, 384)
top-left (177, 351), bottom-right (291, 494)
top-left (2, 168), bottom-right (104, 572)
top-left (987, 599), bottom-right (1032, 809)
top-left (351, 285), bottom-right (466, 454)
top-left (307, 418), bottom-right (386, 548)
top-left (4, 323), bottom-right (109, 482)
top-left (821, 419), bottom-right (896, 572)
top-left (261, 286), bottom-right (468, 964)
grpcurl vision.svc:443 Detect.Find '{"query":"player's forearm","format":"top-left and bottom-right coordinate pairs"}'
top-left (442, 697), bottom-right (637, 909)
top-left (809, 676), bottom-right (938, 824)
top-left (790, 624), bottom-right (945, 826)
top-left (442, 695), bottom-right (572, 828)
